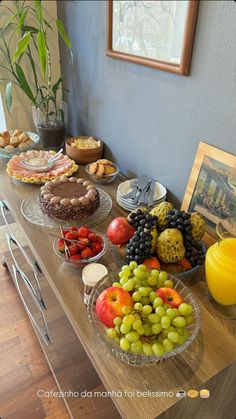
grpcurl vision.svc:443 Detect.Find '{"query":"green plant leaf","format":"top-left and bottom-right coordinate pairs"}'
top-left (56, 19), bottom-right (71, 49)
top-left (2, 12), bottom-right (19, 31)
top-left (34, 0), bottom-right (42, 23)
top-left (15, 63), bottom-right (36, 104)
top-left (52, 76), bottom-right (62, 97)
top-left (43, 18), bottom-right (52, 31)
top-left (5, 81), bottom-right (12, 113)
top-left (21, 25), bottom-right (39, 34)
top-left (12, 32), bottom-right (31, 62)
top-left (37, 30), bottom-right (47, 79)
top-left (17, 9), bottom-right (28, 29)
top-left (26, 51), bottom-right (38, 92)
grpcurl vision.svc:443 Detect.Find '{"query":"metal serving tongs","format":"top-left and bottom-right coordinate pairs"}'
top-left (122, 179), bottom-right (139, 200)
top-left (122, 175), bottom-right (150, 203)
top-left (132, 175), bottom-right (151, 205)
top-left (59, 225), bottom-right (71, 258)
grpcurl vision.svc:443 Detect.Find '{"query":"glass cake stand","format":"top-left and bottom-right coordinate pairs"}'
top-left (21, 188), bottom-right (112, 231)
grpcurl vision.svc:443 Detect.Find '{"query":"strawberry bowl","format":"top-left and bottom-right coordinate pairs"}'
top-left (53, 226), bottom-right (108, 268)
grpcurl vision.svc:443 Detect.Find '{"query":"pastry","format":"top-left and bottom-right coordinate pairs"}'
top-left (96, 163), bottom-right (105, 176)
top-left (0, 129), bottom-right (33, 151)
top-left (89, 162), bottom-right (98, 174)
top-left (88, 158), bottom-right (117, 178)
top-left (104, 165), bottom-right (116, 175)
top-left (39, 177), bottom-right (99, 220)
top-left (0, 137), bottom-right (6, 147)
top-left (97, 159), bottom-right (111, 165)
top-left (10, 136), bottom-right (20, 146)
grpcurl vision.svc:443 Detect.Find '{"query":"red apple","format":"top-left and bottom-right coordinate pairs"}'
top-left (107, 217), bottom-right (135, 245)
top-left (156, 287), bottom-right (184, 308)
top-left (96, 286), bottom-right (134, 327)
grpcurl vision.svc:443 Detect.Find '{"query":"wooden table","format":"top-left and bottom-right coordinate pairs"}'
top-left (0, 158), bottom-right (236, 419)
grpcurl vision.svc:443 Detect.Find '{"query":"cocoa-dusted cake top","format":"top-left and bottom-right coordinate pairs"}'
top-left (52, 182), bottom-right (87, 199)
top-left (40, 177), bottom-right (98, 207)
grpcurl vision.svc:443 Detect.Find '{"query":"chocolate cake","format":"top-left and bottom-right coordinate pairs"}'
top-left (39, 177), bottom-right (99, 220)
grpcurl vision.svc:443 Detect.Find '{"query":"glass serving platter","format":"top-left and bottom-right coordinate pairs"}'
top-left (21, 188), bottom-right (112, 230)
top-left (88, 272), bottom-right (201, 366)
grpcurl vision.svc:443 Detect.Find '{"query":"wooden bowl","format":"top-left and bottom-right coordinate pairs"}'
top-left (65, 136), bottom-right (103, 164)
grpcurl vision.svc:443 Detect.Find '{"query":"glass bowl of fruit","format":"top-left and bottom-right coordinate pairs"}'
top-left (53, 226), bottom-right (108, 267)
top-left (88, 262), bottom-right (201, 366)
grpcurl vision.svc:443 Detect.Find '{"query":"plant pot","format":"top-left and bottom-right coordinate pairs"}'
top-left (32, 101), bottom-right (68, 150)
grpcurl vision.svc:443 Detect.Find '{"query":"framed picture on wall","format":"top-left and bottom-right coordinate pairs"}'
top-left (107, 0), bottom-right (199, 76)
top-left (182, 142), bottom-right (236, 246)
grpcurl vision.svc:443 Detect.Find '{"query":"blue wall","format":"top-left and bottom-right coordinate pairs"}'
top-left (57, 0), bottom-right (236, 204)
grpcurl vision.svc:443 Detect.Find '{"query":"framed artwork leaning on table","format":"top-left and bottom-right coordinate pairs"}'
top-left (106, 0), bottom-right (199, 75)
top-left (181, 142), bottom-right (236, 246)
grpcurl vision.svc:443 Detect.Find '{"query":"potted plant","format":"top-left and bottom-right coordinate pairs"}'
top-left (0, 0), bottom-right (72, 149)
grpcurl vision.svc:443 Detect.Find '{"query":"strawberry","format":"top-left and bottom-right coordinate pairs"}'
top-left (70, 254), bottom-right (82, 261)
top-left (96, 235), bottom-right (103, 244)
top-left (77, 226), bottom-right (90, 238)
top-left (88, 232), bottom-right (97, 242)
top-left (79, 238), bottom-right (89, 245)
top-left (81, 247), bottom-right (93, 259)
top-left (70, 226), bottom-right (78, 232)
top-left (77, 242), bottom-right (86, 250)
top-left (65, 232), bottom-right (75, 241)
top-left (57, 239), bottom-right (65, 253)
top-left (69, 226), bottom-right (78, 237)
top-left (92, 243), bottom-right (103, 254)
top-left (68, 244), bottom-right (79, 255)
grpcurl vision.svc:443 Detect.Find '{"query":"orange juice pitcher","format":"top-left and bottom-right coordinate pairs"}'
top-left (205, 219), bottom-right (236, 306)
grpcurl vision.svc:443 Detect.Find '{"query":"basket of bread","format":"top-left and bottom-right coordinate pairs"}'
top-left (0, 130), bottom-right (39, 158)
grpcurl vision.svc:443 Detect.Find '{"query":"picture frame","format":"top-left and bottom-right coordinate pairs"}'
top-left (181, 142), bottom-right (236, 246)
top-left (106, 0), bottom-right (199, 76)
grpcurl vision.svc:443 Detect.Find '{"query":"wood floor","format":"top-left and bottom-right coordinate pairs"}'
top-left (0, 262), bottom-right (69, 419)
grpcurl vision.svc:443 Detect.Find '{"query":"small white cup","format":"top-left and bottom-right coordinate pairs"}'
top-left (82, 263), bottom-right (108, 305)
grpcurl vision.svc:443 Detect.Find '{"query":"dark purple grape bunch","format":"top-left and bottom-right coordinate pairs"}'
top-left (126, 229), bottom-right (152, 264)
top-left (185, 240), bottom-right (205, 267)
top-left (166, 209), bottom-right (193, 241)
top-left (126, 209), bottom-right (158, 264)
top-left (128, 209), bottom-right (158, 231)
